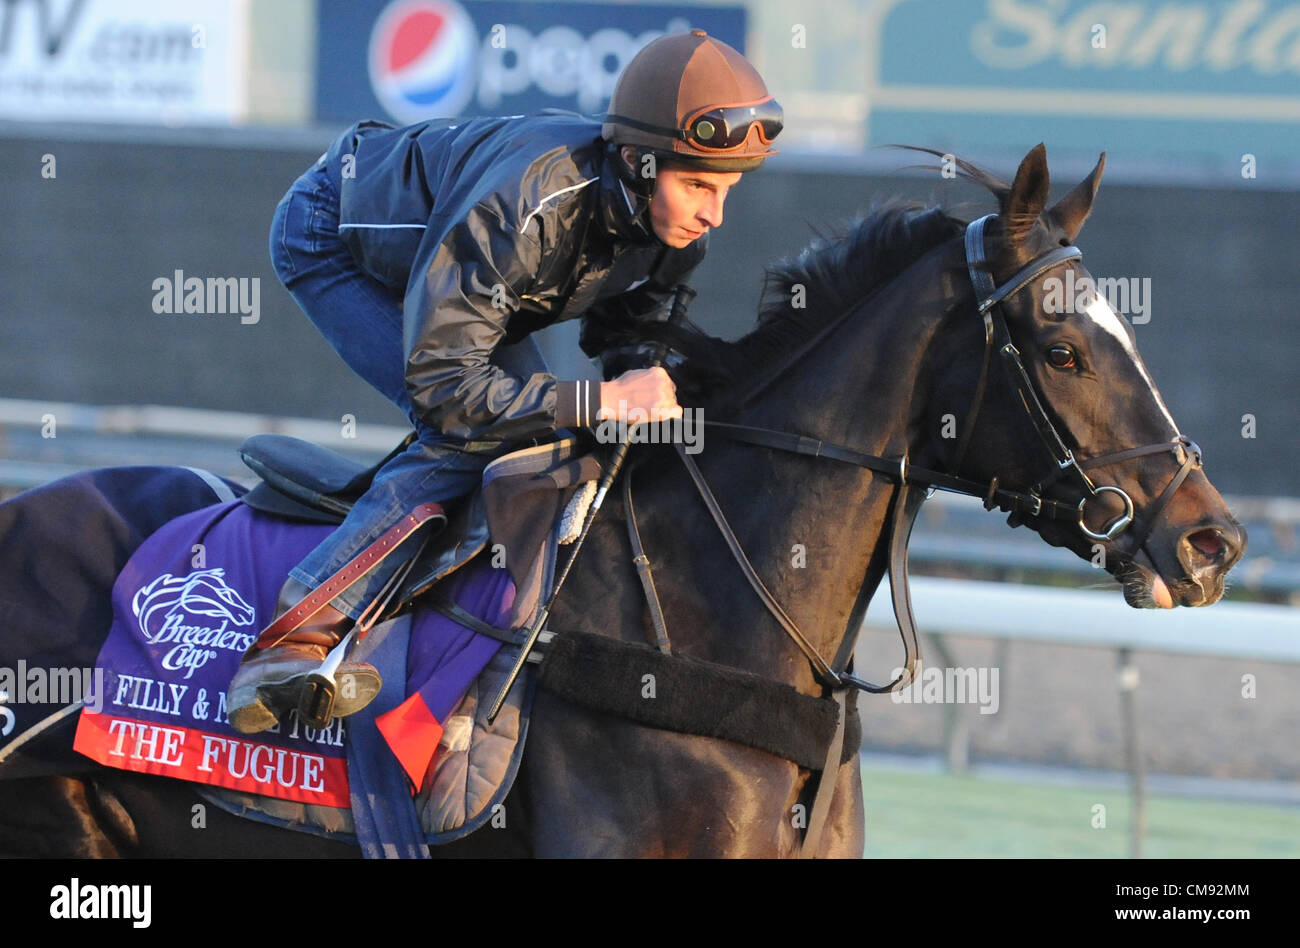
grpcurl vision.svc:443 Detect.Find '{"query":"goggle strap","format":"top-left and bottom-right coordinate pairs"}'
top-left (604, 113), bottom-right (688, 141)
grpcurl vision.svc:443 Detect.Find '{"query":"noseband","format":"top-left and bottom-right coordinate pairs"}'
top-left (683, 212), bottom-right (1204, 701)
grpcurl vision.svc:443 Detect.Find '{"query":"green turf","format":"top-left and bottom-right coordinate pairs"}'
top-left (860, 765), bottom-right (1300, 858)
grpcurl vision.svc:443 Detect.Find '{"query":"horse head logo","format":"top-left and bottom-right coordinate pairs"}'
top-left (132, 568), bottom-right (256, 638)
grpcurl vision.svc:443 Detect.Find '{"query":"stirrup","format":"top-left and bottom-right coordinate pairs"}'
top-left (295, 526), bottom-right (432, 728)
top-left (297, 628), bottom-right (358, 728)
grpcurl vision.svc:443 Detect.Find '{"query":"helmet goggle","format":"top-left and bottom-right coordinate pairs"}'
top-left (681, 98), bottom-right (783, 150)
top-left (606, 97), bottom-right (783, 153)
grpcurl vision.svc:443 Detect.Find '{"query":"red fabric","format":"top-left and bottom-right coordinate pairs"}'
top-left (375, 692), bottom-right (445, 790)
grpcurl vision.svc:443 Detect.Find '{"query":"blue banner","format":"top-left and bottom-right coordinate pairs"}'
top-left (315, 0), bottom-right (747, 125)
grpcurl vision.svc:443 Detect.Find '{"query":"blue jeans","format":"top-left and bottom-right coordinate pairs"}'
top-left (268, 156), bottom-right (546, 620)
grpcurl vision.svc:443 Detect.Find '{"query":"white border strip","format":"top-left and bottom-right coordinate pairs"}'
top-left (184, 467), bottom-right (237, 503)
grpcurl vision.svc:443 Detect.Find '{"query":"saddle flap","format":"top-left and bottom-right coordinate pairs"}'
top-left (480, 437), bottom-right (604, 594)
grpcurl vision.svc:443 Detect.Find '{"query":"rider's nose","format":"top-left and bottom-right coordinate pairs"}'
top-left (700, 194), bottom-right (724, 229)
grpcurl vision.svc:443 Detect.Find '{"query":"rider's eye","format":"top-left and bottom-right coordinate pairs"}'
top-left (1047, 345), bottom-right (1076, 368)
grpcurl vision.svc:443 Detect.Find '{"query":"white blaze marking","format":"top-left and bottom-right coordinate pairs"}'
top-left (1082, 295), bottom-right (1179, 436)
top-left (1083, 294), bottom-right (1133, 353)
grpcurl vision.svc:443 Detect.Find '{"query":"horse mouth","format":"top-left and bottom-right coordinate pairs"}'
top-left (1113, 559), bottom-right (1215, 609)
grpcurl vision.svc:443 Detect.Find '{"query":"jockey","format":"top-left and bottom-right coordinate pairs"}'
top-left (229, 29), bottom-right (782, 734)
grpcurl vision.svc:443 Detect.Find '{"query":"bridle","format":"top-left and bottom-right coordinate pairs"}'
top-left (956, 214), bottom-right (1202, 555)
top-left (672, 212), bottom-right (1204, 698)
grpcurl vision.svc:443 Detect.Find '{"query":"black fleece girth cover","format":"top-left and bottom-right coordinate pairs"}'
top-left (538, 629), bottom-right (861, 771)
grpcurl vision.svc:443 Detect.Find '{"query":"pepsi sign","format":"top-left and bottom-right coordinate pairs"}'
top-left (316, 0), bottom-right (746, 124)
top-left (367, 0), bottom-right (479, 121)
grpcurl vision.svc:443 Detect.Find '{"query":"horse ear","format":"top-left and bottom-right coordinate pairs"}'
top-left (1047, 152), bottom-right (1106, 242)
top-left (1000, 143), bottom-right (1050, 247)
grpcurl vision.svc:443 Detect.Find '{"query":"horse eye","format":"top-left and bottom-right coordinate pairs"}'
top-left (1047, 345), bottom-right (1076, 368)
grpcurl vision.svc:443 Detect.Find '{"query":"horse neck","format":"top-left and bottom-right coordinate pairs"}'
top-left (667, 242), bottom-right (963, 690)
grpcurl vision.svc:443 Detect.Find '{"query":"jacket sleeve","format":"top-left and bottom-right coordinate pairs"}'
top-left (404, 202), bottom-right (599, 440)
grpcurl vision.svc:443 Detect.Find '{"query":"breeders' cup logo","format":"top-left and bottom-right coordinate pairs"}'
top-left (132, 569), bottom-right (256, 679)
top-left (369, 0), bottom-right (478, 123)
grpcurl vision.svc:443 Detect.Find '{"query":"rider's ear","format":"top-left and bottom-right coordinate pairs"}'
top-left (1000, 143), bottom-right (1051, 248)
top-left (1046, 152), bottom-right (1106, 243)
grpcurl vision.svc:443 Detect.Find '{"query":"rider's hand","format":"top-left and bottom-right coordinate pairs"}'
top-left (598, 366), bottom-right (682, 423)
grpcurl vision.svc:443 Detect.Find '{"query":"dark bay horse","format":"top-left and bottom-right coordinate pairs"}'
top-left (0, 145), bottom-right (1244, 857)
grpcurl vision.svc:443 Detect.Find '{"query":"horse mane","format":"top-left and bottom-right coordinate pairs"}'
top-left (608, 149), bottom-right (1010, 408)
top-left (743, 202), bottom-right (964, 360)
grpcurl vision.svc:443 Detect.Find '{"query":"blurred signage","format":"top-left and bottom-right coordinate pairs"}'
top-left (0, 0), bottom-right (248, 124)
top-left (865, 0), bottom-right (1300, 167)
top-left (315, 0), bottom-right (746, 124)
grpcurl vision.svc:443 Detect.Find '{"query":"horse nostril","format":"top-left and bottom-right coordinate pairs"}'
top-left (1187, 528), bottom-right (1226, 560)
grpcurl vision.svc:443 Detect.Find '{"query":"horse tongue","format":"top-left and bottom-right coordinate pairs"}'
top-left (1152, 575), bottom-right (1174, 609)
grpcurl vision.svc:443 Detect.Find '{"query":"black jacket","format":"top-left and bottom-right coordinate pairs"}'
top-left (322, 113), bottom-right (705, 441)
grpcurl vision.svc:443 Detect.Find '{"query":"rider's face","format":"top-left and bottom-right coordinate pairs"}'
top-left (647, 166), bottom-right (743, 248)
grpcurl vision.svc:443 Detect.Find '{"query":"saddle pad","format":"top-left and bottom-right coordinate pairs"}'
top-left (72, 500), bottom-right (510, 807)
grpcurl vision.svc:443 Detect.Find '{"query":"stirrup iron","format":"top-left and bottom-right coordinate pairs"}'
top-left (298, 628), bottom-right (358, 729)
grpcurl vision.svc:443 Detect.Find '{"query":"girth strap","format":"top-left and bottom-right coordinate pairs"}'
top-left (536, 629), bottom-right (860, 773)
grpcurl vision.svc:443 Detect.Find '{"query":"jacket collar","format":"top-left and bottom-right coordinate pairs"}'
top-left (596, 147), bottom-right (658, 245)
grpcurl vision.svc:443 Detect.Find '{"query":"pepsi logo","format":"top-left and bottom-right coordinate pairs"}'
top-left (368, 0), bottom-right (479, 123)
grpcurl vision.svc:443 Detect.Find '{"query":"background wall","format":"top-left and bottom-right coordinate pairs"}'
top-left (0, 130), bottom-right (1293, 496)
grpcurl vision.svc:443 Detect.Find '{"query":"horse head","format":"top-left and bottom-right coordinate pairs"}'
top-left (928, 144), bottom-right (1245, 608)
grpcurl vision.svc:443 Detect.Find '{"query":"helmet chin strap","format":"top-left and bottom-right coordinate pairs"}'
top-left (609, 142), bottom-right (659, 242)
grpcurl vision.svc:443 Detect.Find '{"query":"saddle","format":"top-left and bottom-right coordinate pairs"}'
top-left (237, 430), bottom-right (603, 628)
top-left (238, 431), bottom-right (487, 600)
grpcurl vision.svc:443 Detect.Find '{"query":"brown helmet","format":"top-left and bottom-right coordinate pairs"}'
top-left (602, 30), bottom-right (781, 173)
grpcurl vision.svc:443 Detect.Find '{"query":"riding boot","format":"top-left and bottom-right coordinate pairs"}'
top-left (227, 577), bottom-right (382, 735)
